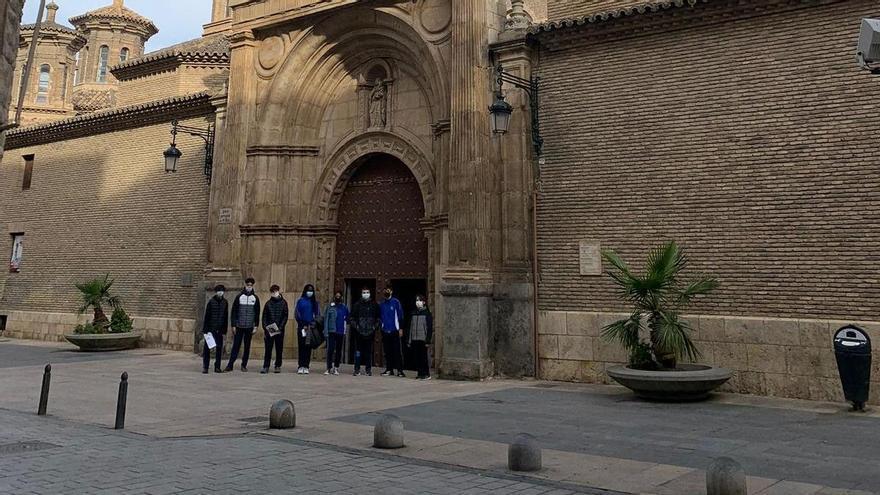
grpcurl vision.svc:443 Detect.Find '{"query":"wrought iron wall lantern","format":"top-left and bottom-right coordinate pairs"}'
top-left (857, 18), bottom-right (880, 74)
top-left (164, 119), bottom-right (215, 182)
top-left (489, 64), bottom-right (544, 158)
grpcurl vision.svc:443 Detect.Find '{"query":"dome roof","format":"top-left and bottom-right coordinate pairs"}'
top-left (69, 0), bottom-right (158, 37)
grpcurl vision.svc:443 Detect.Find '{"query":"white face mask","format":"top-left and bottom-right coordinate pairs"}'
top-left (362, 292), bottom-right (370, 300)
top-left (306, 291), bottom-right (314, 298)
top-left (216, 291), bottom-right (225, 298)
top-left (272, 292), bottom-right (280, 298)
top-left (416, 301), bottom-right (425, 309)
top-left (245, 286), bottom-right (253, 293)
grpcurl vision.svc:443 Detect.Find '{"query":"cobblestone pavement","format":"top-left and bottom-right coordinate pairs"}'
top-left (0, 408), bottom-right (615, 495)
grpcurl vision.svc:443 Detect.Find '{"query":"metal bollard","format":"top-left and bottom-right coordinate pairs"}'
top-left (707, 457), bottom-right (747, 495)
top-left (114, 372), bottom-right (128, 430)
top-left (37, 364), bottom-right (51, 416)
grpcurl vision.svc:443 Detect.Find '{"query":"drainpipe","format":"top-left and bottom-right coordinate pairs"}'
top-left (0, 0), bottom-right (46, 132)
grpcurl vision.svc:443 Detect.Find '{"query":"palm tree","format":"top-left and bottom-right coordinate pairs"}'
top-left (601, 242), bottom-right (718, 370)
top-left (75, 274), bottom-right (122, 328)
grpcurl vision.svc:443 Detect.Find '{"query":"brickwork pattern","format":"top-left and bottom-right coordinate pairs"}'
top-left (117, 66), bottom-right (229, 108)
top-left (536, 0), bottom-right (880, 320)
top-left (538, 309), bottom-right (880, 404)
top-left (547, 0), bottom-right (653, 19)
top-left (0, 117), bottom-right (211, 322)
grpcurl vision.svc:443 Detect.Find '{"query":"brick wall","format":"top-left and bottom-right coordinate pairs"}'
top-left (0, 117), bottom-right (211, 323)
top-left (0, 0), bottom-right (24, 156)
top-left (536, 0), bottom-right (880, 321)
top-left (547, 0), bottom-right (651, 19)
top-left (117, 65), bottom-right (229, 107)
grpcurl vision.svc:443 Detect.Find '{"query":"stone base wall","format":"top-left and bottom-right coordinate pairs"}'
top-left (0, 310), bottom-right (197, 352)
top-left (538, 310), bottom-right (880, 405)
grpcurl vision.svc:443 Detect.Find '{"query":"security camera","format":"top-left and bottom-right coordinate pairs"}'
top-left (857, 18), bottom-right (880, 73)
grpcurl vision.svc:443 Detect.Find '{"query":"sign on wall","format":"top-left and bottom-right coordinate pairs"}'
top-left (579, 241), bottom-right (602, 276)
top-left (218, 208), bottom-right (233, 225)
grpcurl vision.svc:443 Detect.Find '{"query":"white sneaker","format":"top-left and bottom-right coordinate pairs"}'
top-left (303, 368), bottom-right (310, 374)
top-left (324, 370), bottom-right (331, 375)
top-left (297, 368), bottom-right (305, 375)
top-left (332, 367), bottom-right (339, 376)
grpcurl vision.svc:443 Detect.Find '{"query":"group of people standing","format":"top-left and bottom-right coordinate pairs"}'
top-left (201, 279), bottom-right (434, 379)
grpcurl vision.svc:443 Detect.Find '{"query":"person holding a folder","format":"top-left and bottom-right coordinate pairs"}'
top-left (202, 285), bottom-right (229, 374)
top-left (260, 284), bottom-right (289, 374)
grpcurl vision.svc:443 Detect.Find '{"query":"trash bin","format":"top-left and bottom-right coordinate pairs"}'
top-left (833, 325), bottom-right (872, 411)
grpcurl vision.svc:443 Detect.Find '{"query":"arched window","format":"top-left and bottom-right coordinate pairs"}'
top-left (36, 65), bottom-right (50, 104)
top-left (120, 47), bottom-right (130, 63)
top-left (73, 51), bottom-right (80, 85)
top-left (97, 45), bottom-right (109, 82)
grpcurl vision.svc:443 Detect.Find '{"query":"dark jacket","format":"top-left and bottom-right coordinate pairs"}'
top-left (202, 295), bottom-right (229, 335)
top-left (231, 289), bottom-right (260, 329)
top-left (406, 307), bottom-right (433, 345)
top-left (350, 298), bottom-right (380, 337)
top-left (262, 296), bottom-right (289, 334)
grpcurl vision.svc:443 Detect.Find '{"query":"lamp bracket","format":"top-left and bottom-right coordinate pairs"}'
top-left (170, 119), bottom-right (215, 183)
top-left (495, 65), bottom-right (544, 158)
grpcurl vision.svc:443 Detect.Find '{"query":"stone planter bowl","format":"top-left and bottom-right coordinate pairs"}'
top-left (64, 332), bottom-right (142, 352)
top-left (607, 364), bottom-right (733, 402)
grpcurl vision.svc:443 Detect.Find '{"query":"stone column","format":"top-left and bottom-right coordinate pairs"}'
top-left (206, 30), bottom-right (256, 282)
top-left (440, 0), bottom-right (495, 379)
top-left (0, 0), bottom-right (25, 156)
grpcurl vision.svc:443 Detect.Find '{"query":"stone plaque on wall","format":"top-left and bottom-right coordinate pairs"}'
top-left (579, 241), bottom-right (602, 276)
top-left (218, 208), bottom-right (232, 225)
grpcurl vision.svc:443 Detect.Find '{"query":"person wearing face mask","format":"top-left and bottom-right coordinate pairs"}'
top-left (323, 291), bottom-right (349, 375)
top-left (379, 286), bottom-right (405, 377)
top-left (350, 287), bottom-right (380, 376)
top-left (294, 284), bottom-right (321, 374)
top-left (406, 295), bottom-right (434, 380)
top-left (226, 277), bottom-right (260, 372)
top-left (260, 284), bottom-right (289, 374)
top-left (201, 285), bottom-right (229, 374)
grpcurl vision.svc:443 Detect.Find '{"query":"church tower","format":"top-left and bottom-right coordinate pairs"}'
top-left (69, 0), bottom-right (157, 112)
top-left (8, 2), bottom-right (86, 126)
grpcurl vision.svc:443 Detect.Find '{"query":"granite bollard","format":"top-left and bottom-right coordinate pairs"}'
top-left (373, 414), bottom-right (405, 449)
top-left (508, 433), bottom-right (542, 472)
top-left (269, 400), bottom-right (296, 429)
top-left (707, 457), bottom-right (747, 495)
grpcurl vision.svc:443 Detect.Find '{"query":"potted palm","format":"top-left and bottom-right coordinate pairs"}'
top-left (602, 242), bottom-right (732, 401)
top-left (64, 275), bottom-right (141, 351)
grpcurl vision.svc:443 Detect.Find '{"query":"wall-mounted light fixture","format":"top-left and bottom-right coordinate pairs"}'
top-left (488, 64), bottom-right (543, 158)
top-left (164, 119), bottom-right (215, 182)
top-left (857, 18), bottom-right (880, 74)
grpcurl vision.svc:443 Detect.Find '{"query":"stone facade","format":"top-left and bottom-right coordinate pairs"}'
top-left (0, 0), bottom-right (25, 154)
top-left (531, 0), bottom-right (880, 403)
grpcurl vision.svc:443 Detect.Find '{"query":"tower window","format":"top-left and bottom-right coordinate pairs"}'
top-left (120, 47), bottom-right (130, 63)
top-left (36, 65), bottom-right (50, 103)
top-left (9, 234), bottom-right (24, 273)
top-left (97, 45), bottom-right (109, 82)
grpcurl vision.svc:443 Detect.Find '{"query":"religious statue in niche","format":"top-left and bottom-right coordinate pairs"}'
top-left (369, 80), bottom-right (387, 128)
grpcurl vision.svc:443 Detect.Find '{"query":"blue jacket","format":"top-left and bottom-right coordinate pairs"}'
top-left (379, 297), bottom-right (403, 333)
top-left (295, 297), bottom-right (320, 328)
top-left (323, 303), bottom-right (349, 336)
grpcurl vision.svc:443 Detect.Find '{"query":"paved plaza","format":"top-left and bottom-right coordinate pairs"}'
top-left (0, 339), bottom-right (877, 494)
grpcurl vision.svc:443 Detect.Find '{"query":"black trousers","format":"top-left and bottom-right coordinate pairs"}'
top-left (326, 333), bottom-right (344, 370)
top-left (263, 331), bottom-right (284, 370)
top-left (411, 340), bottom-right (430, 378)
top-left (297, 326), bottom-right (312, 369)
top-left (354, 332), bottom-right (373, 372)
top-left (202, 332), bottom-right (224, 370)
top-left (227, 327), bottom-right (253, 368)
top-left (382, 333), bottom-right (403, 373)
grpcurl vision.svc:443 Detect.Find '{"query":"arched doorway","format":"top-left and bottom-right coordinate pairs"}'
top-left (334, 153), bottom-right (429, 368)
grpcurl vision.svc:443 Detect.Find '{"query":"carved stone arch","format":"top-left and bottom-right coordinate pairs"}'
top-left (312, 132), bottom-right (437, 224)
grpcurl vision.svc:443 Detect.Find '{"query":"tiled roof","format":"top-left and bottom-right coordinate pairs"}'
top-left (20, 20), bottom-right (77, 35)
top-left (530, 0), bottom-right (706, 34)
top-left (113, 34), bottom-right (230, 73)
top-left (69, 1), bottom-right (158, 36)
top-left (5, 92), bottom-right (214, 149)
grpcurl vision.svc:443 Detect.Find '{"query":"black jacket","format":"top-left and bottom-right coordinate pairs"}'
top-left (262, 296), bottom-right (289, 333)
top-left (231, 290), bottom-right (260, 329)
top-left (202, 295), bottom-right (229, 334)
top-left (350, 299), bottom-right (380, 337)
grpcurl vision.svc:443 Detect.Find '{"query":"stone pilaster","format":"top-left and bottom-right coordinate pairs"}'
top-left (206, 30), bottom-right (256, 280)
top-left (440, 0), bottom-right (495, 379)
